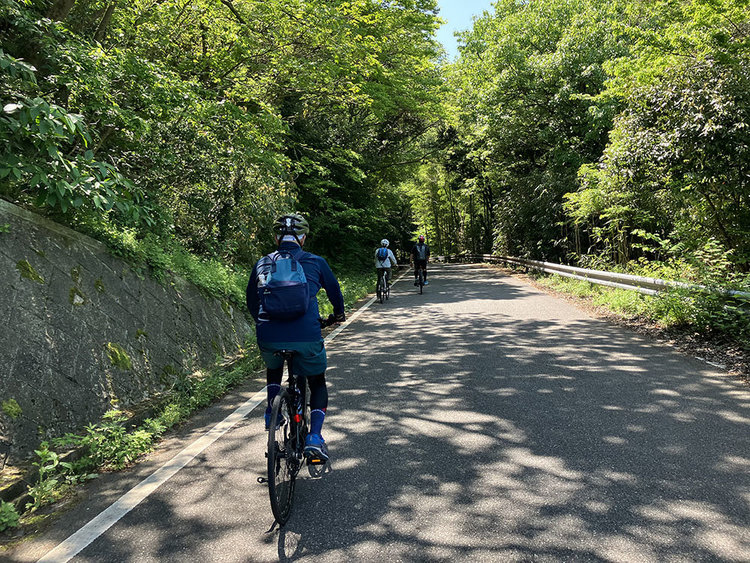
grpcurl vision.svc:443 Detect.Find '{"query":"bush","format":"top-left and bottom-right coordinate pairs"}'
top-left (540, 271), bottom-right (749, 348)
top-left (0, 500), bottom-right (19, 532)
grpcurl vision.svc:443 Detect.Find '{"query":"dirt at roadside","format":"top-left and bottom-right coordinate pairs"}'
top-left (490, 264), bottom-right (750, 386)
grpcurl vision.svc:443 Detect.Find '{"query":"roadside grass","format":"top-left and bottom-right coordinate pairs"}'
top-left (533, 274), bottom-right (750, 349)
top-left (318, 270), bottom-right (374, 317)
top-left (75, 219), bottom-right (251, 306)
top-left (77, 218), bottom-right (376, 314)
top-left (0, 502), bottom-right (19, 533)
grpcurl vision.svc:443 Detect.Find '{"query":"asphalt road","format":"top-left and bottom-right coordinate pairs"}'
top-left (8, 263), bottom-right (750, 562)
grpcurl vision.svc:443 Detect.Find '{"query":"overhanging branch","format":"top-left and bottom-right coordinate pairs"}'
top-left (219, 0), bottom-right (246, 24)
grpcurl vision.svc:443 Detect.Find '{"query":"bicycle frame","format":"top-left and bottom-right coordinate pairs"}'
top-left (280, 352), bottom-right (308, 465)
top-left (377, 269), bottom-right (388, 303)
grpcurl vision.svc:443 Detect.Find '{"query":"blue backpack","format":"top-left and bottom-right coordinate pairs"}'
top-left (255, 251), bottom-right (310, 320)
top-left (377, 247), bottom-right (389, 261)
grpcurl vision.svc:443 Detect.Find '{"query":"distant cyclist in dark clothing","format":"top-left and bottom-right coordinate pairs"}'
top-left (247, 214), bottom-right (345, 462)
top-left (411, 235), bottom-right (430, 285)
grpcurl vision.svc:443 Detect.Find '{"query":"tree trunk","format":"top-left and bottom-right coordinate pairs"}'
top-left (94, 1), bottom-right (118, 43)
top-left (48, 0), bottom-right (77, 21)
top-left (481, 178), bottom-right (494, 253)
top-left (430, 198), bottom-right (443, 254)
top-left (469, 193), bottom-right (475, 254)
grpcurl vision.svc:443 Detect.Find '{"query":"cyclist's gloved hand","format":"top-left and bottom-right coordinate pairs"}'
top-left (318, 313), bottom-right (336, 327)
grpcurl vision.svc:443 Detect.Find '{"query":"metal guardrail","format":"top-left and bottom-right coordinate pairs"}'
top-left (448, 254), bottom-right (750, 301)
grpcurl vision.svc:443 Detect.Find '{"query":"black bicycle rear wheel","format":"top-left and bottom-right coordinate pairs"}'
top-left (267, 390), bottom-right (296, 525)
top-left (418, 269), bottom-right (423, 294)
top-left (377, 274), bottom-right (384, 304)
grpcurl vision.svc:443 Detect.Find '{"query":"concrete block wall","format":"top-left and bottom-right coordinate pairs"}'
top-left (0, 199), bottom-right (252, 461)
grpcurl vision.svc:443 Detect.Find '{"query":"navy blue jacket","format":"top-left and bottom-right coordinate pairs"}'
top-left (247, 242), bottom-right (345, 343)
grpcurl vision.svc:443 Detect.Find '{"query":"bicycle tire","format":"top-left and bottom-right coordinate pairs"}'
top-left (377, 274), bottom-right (384, 304)
top-left (267, 390), bottom-right (296, 525)
top-left (418, 269), bottom-right (423, 294)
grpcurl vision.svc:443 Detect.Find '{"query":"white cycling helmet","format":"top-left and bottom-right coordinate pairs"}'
top-left (381, 239), bottom-right (389, 247)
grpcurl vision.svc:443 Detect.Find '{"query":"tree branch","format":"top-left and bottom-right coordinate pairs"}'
top-left (219, 0), bottom-right (246, 25)
top-left (375, 148), bottom-right (442, 170)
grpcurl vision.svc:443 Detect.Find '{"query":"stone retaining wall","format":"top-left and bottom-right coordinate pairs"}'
top-left (0, 200), bottom-right (252, 461)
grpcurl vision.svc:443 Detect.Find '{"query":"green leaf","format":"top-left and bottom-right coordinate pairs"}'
top-left (61, 115), bottom-right (75, 134)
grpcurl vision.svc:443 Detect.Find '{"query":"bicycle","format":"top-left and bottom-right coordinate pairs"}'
top-left (415, 265), bottom-right (425, 294)
top-left (376, 269), bottom-right (390, 304)
top-left (262, 316), bottom-right (336, 525)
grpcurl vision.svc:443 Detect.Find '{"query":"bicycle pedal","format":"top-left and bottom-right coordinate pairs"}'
top-left (307, 457), bottom-right (326, 466)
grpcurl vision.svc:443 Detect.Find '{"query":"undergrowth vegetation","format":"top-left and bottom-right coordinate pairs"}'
top-left (22, 353), bottom-right (262, 515)
top-left (318, 272), bottom-right (374, 318)
top-left (0, 501), bottom-right (19, 532)
top-left (535, 270), bottom-right (750, 349)
top-left (75, 215), bottom-right (251, 305)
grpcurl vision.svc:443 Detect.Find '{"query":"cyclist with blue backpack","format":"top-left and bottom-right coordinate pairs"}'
top-left (375, 239), bottom-right (398, 287)
top-left (246, 214), bottom-right (345, 462)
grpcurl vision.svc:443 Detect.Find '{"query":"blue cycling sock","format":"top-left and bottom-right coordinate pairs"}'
top-left (310, 409), bottom-right (326, 436)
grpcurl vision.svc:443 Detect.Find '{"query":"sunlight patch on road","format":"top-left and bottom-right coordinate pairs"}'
top-left (504, 447), bottom-right (585, 480)
top-left (717, 409), bottom-right (750, 424)
top-left (329, 457), bottom-right (361, 470)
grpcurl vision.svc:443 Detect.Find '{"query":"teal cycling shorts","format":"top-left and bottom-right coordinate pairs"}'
top-left (258, 340), bottom-right (327, 376)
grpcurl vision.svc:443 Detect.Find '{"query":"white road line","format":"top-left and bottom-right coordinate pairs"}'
top-left (37, 271), bottom-right (403, 562)
top-left (37, 390), bottom-right (266, 562)
top-left (695, 357), bottom-right (727, 370)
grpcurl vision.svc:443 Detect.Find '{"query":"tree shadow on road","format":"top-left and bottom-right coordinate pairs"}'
top-left (32, 264), bottom-right (746, 562)
top-left (275, 263), bottom-right (750, 561)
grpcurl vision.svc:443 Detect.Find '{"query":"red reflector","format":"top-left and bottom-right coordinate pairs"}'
top-left (294, 414), bottom-right (301, 423)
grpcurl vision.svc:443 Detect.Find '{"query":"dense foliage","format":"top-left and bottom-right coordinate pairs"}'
top-left (1, 0), bottom-right (444, 271)
top-left (422, 0), bottom-right (749, 283)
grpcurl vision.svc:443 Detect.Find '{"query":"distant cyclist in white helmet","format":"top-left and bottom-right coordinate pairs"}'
top-left (375, 239), bottom-right (398, 287)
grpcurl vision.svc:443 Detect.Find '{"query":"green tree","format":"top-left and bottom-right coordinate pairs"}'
top-left (446, 0), bottom-right (626, 259)
top-left (568, 0), bottom-right (750, 267)
top-left (1, 0), bottom-right (445, 269)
